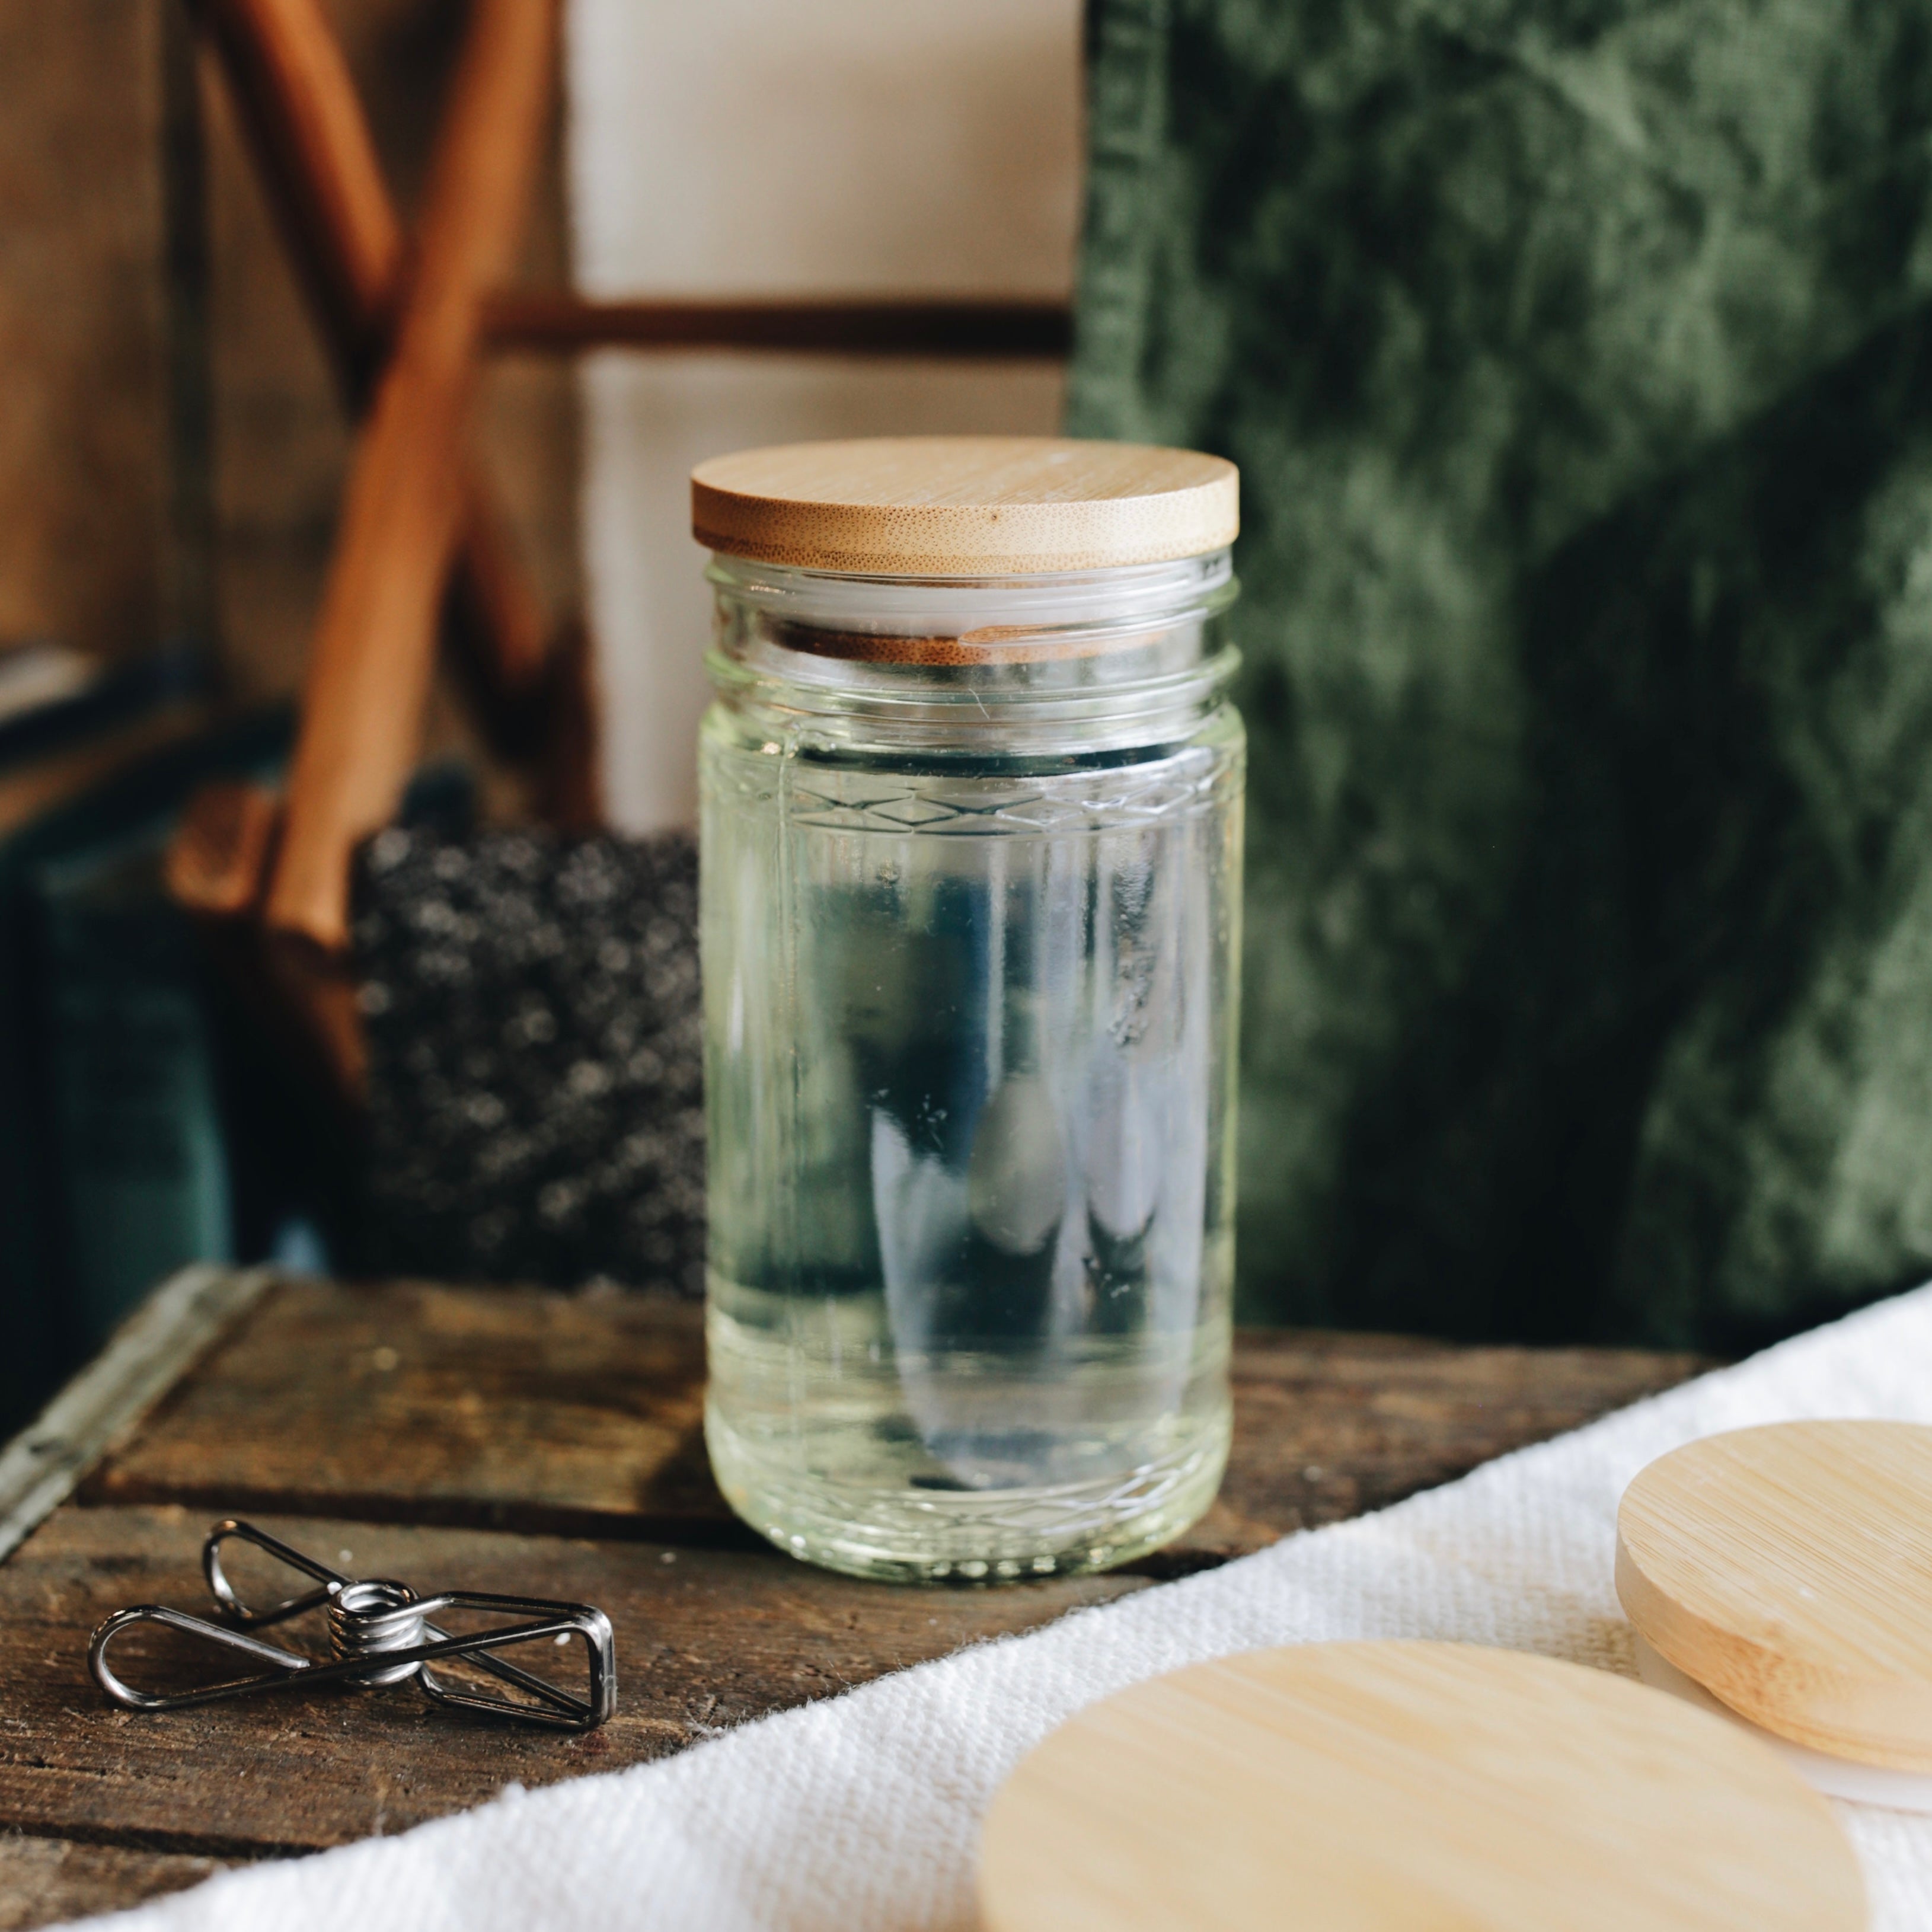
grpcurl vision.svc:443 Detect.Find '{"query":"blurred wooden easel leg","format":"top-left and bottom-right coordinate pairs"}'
top-left (170, 0), bottom-right (566, 1106)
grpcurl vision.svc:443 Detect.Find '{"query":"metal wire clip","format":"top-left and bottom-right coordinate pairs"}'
top-left (89, 1519), bottom-right (616, 1731)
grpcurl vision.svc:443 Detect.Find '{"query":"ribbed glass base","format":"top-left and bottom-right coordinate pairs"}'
top-left (706, 1401), bottom-right (1230, 1585)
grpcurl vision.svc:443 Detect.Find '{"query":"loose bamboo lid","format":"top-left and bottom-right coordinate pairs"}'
top-left (690, 436), bottom-right (1238, 574)
top-left (1617, 1419), bottom-right (1932, 1771)
top-left (977, 1642), bottom-right (1862, 1932)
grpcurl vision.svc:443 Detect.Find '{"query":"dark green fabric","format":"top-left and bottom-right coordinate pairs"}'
top-left (1069, 0), bottom-right (1932, 1347)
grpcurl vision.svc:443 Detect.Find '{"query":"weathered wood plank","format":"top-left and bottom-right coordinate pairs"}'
top-left (0, 1276), bottom-right (1714, 1925)
top-left (1177, 1329), bottom-right (1713, 1567)
top-left (0, 1837), bottom-right (225, 1930)
top-left (0, 1505), bottom-right (1146, 1857)
top-left (88, 1282), bottom-right (1710, 1566)
top-left (86, 1283), bottom-right (718, 1538)
top-left (0, 1268), bottom-right (273, 1566)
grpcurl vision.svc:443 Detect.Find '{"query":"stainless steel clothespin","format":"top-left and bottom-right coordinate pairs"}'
top-left (89, 1519), bottom-right (616, 1731)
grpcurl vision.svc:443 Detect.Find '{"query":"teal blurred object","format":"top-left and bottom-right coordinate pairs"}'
top-left (0, 709), bottom-right (302, 1433)
top-left (1071, 0), bottom-right (1932, 1347)
top-left (0, 709), bottom-right (482, 1435)
top-left (34, 837), bottom-right (238, 1352)
top-left (0, 719), bottom-right (488, 1436)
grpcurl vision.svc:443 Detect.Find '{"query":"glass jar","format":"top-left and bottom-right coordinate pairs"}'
top-left (694, 439), bottom-right (1243, 1583)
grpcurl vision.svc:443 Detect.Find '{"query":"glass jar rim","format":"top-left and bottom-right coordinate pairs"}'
top-left (705, 545), bottom-right (1240, 747)
top-left (705, 549), bottom-right (1235, 655)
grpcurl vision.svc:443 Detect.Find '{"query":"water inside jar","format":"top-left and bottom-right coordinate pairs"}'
top-left (701, 727), bottom-right (1240, 1579)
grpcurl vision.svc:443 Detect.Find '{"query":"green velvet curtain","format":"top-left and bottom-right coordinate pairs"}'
top-left (1069, 0), bottom-right (1932, 1348)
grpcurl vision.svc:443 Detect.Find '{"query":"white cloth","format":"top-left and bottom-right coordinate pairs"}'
top-left (72, 1289), bottom-right (1932, 1932)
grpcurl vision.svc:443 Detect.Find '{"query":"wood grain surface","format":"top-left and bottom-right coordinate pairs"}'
top-left (690, 436), bottom-right (1239, 573)
top-left (1618, 1419), bottom-right (1932, 1771)
top-left (977, 1642), bottom-right (1864, 1932)
top-left (0, 1276), bottom-right (1710, 1925)
top-left (0, 1838), bottom-right (223, 1930)
top-left (0, 1505), bottom-right (1141, 1856)
top-left (84, 1282), bottom-right (1709, 1566)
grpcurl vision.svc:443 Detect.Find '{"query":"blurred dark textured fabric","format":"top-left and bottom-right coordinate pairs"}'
top-left (353, 828), bottom-right (705, 1295)
top-left (1071, 0), bottom-right (1932, 1347)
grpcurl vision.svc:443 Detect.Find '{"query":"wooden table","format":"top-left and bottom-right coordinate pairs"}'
top-left (0, 1267), bottom-right (1708, 1928)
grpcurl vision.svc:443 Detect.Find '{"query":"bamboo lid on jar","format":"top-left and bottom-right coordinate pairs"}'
top-left (691, 436), bottom-right (1238, 575)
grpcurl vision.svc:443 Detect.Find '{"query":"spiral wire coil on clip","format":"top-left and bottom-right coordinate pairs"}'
top-left (88, 1519), bottom-right (616, 1731)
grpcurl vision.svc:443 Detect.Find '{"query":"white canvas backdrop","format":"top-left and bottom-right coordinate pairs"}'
top-left (566, 0), bottom-right (1082, 832)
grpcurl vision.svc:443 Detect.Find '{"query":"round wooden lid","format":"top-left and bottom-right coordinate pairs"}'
top-left (689, 436), bottom-right (1238, 574)
top-left (1618, 1419), bottom-right (1932, 1771)
top-left (978, 1641), bottom-right (1862, 1932)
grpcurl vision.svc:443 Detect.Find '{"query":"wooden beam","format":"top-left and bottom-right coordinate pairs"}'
top-left (187, 0), bottom-right (402, 395)
top-left (484, 294), bottom-right (1074, 359)
top-left (191, 0), bottom-right (555, 720)
top-left (266, 0), bottom-right (559, 954)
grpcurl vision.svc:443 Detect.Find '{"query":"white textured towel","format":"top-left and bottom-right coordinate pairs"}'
top-left (67, 1288), bottom-right (1932, 1931)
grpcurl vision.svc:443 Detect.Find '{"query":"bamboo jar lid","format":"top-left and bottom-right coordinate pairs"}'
top-left (1618, 1419), bottom-right (1932, 1771)
top-left (690, 436), bottom-right (1238, 575)
top-left (977, 1642), bottom-right (1863, 1932)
